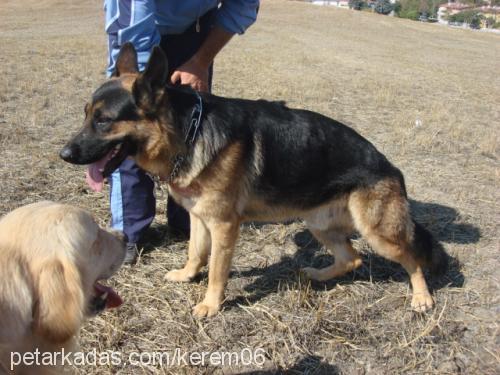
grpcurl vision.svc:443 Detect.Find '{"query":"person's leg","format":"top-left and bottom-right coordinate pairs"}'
top-left (110, 159), bottom-right (155, 263)
top-left (109, 10), bottom-right (215, 258)
top-left (106, 2), bottom-right (158, 263)
top-left (160, 9), bottom-right (215, 236)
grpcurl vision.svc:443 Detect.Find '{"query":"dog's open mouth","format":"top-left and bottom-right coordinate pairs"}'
top-left (89, 281), bottom-right (123, 315)
top-left (85, 143), bottom-right (128, 192)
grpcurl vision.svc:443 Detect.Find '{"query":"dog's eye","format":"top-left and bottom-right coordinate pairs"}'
top-left (95, 118), bottom-right (112, 127)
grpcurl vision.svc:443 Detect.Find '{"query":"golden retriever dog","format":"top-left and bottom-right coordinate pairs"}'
top-left (0, 201), bottom-right (126, 374)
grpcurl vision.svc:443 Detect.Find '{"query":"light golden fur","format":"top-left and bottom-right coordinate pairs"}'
top-left (0, 201), bottom-right (126, 374)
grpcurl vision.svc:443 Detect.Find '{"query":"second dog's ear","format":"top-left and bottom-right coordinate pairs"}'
top-left (132, 46), bottom-right (168, 110)
top-left (33, 260), bottom-right (84, 343)
top-left (113, 42), bottom-right (138, 77)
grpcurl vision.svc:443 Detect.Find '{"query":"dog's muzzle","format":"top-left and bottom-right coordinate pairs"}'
top-left (59, 145), bottom-right (77, 163)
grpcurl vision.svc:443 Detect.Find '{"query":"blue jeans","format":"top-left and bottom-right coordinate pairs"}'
top-left (110, 11), bottom-right (214, 244)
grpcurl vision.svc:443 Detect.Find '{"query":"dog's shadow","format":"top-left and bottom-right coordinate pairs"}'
top-left (226, 199), bottom-right (477, 309)
top-left (244, 355), bottom-right (340, 375)
top-left (139, 224), bottom-right (189, 255)
top-left (408, 200), bottom-right (480, 245)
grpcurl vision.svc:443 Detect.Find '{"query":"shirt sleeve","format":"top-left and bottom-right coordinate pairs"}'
top-left (104, 0), bottom-right (161, 77)
top-left (215, 0), bottom-right (260, 35)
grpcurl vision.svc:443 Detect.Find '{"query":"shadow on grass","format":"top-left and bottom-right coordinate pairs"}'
top-left (409, 199), bottom-right (481, 245)
top-left (244, 355), bottom-right (339, 375)
top-left (226, 199), bottom-right (475, 309)
top-left (138, 224), bottom-right (189, 255)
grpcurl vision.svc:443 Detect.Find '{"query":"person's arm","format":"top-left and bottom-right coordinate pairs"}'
top-left (170, 26), bottom-right (233, 92)
top-left (171, 0), bottom-right (260, 92)
top-left (104, 0), bottom-right (160, 77)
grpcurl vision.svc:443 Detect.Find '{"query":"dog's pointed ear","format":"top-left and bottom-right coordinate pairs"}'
top-left (33, 260), bottom-right (84, 343)
top-left (113, 42), bottom-right (138, 77)
top-left (143, 46), bottom-right (169, 90)
top-left (132, 46), bottom-right (168, 110)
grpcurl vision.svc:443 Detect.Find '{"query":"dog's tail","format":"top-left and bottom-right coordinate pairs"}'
top-left (410, 220), bottom-right (448, 276)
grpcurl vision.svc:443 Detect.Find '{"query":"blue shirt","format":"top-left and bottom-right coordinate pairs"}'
top-left (104, 0), bottom-right (259, 76)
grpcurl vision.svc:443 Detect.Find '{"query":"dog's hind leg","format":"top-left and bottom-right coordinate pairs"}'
top-left (302, 201), bottom-right (362, 281)
top-left (166, 213), bottom-right (211, 282)
top-left (348, 178), bottom-right (434, 312)
top-left (361, 232), bottom-right (433, 312)
top-left (301, 229), bottom-right (362, 281)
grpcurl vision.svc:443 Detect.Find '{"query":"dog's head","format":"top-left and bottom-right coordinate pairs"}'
top-left (32, 203), bottom-right (127, 343)
top-left (60, 43), bottom-right (176, 190)
top-left (0, 202), bottom-right (127, 344)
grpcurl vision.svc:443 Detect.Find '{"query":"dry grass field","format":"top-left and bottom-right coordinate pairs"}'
top-left (1, 0), bottom-right (499, 373)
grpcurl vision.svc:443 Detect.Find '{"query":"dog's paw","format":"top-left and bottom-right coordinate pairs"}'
top-left (411, 292), bottom-right (434, 312)
top-left (192, 302), bottom-right (220, 318)
top-left (165, 269), bottom-right (192, 283)
top-left (301, 267), bottom-right (324, 281)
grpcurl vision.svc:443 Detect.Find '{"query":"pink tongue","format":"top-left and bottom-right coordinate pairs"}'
top-left (94, 282), bottom-right (123, 309)
top-left (85, 151), bottom-right (114, 192)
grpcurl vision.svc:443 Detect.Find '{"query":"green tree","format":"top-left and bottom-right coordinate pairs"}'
top-left (375, 0), bottom-right (395, 14)
top-left (459, 0), bottom-right (487, 5)
top-left (395, 0), bottom-right (426, 20)
top-left (349, 0), bottom-right (366, 10)
top-left (469, 13), bottom-right (483, 28)
top-left (394, 1), bottom-right (402, 13)
top-left (419, 0), bottom-right (429, 15)
top-left (428, 0), bottom-right (440, 18)
top-left (485, 16), bottom-right (496, 28)
top-left (449, 10), bottom-right (483, 28)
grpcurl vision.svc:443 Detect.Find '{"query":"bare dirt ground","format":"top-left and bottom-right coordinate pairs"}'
top-left (1, 0), bottom-right (499, 373)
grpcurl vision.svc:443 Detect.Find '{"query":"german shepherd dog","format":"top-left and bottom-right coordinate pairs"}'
top-left (60, 43), bottom-right (447, 318)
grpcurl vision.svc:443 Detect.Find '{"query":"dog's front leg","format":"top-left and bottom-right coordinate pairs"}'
top-left (192, 217), bottom-right (240, 318)
top-left (166, 213), bottom-right (211, 282)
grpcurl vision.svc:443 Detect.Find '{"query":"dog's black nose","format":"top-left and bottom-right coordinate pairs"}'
top-left (59, 146), bottom-right (74, 162)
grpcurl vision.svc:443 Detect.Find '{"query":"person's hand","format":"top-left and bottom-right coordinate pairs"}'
top-left (171, 56), bottom-right (209, 92)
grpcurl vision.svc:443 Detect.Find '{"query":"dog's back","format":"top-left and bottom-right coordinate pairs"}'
top-left (196, 92), bottom-right (404, 210)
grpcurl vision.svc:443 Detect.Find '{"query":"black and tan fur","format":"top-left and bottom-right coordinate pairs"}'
top-left (60, 43), bottom-right (448, 318)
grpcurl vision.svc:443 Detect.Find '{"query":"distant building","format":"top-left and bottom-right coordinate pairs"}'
top-left (437, 1), bottom-right (500, 28)
top-left (475, 5), bottom-right (500, 28)
top-left (437, 1), bottom-right (473, 24)
top-left (311, 0), bottom-right (350, 8)
top-left (310, 0), bottom-right (396, 12)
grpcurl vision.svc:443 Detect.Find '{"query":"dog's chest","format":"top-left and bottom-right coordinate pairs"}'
top-left (167, 183), bottom-right (200, 211)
